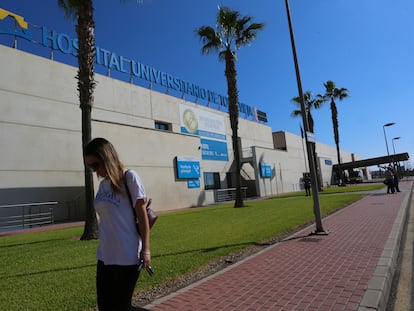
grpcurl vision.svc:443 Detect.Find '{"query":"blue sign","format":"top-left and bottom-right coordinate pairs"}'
top-left (176, 157), bottom-right (201, 179)
top-left (200, 139), bottom-right (229, 161)
top-left (187, 179), bottom-right (200, 188)
top-left (325, 159), bottom-right (332, 165)
top-left (260, 163), bottom-right (272, 178)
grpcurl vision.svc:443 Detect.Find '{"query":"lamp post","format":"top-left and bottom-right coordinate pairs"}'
top-left (392, 137), bottom-right (401, 168)
top-left (284, 0), bottom-right (327, 235)
top-left (392, 137), bottom-right (400, 155)
top-left (383, 122), bottom-right (395, 158)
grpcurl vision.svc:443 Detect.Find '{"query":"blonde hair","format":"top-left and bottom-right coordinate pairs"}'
top-left (84, 138), bottom-right (125, 193)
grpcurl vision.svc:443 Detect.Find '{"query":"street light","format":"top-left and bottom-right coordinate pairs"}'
top-left (392, 137), bottom-right (401, 155)
top-left (284, 0), bottom-right (327, 235)
top-left (383, 122), bottom-right (395, 157)
top-left (392, 137), bottom-right (401, 168)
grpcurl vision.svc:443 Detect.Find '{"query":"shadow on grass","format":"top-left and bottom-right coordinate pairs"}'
top-left (0, 237), bottom-right (70, 249)
top-left (1, 243), bottom-right (258, 281)
top-left (0, 263), bottom-right (96, 280)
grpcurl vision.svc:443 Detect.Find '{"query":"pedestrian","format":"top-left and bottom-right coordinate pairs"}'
top-left (84, 137), bottom-right (151, 311)
top-left (384, 166), bottom-right (395, 194)
top-left (392, 168), bottom-right (401, 192)
top-left (304, 174), bottom-right (311, 196)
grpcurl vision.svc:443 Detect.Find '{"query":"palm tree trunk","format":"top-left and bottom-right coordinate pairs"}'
top-left (331, 101), bottom-right (340, 164)
top-left (81, 106), bottom-right (98, 240)
top-left (307, 111), bottom-right (314, 133)
top-left (77, 0), bottom-right (98, 240)
top-left (224, 50), bottom-right (243, 208)
top-left (307, 113), bottom-right (323, 190)
top-left (331, 100), bottom-right (343, 185)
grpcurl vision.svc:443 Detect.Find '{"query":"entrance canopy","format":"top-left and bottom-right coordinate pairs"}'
top-left (333, 152), bottom-right (410, 170)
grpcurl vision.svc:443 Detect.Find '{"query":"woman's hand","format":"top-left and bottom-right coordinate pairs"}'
top-left (135, 198), bottom-right (151, 268)
top-left (140, 250), bottom-right (151, 268)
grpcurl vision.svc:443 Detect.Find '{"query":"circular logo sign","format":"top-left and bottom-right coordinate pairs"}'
top-left (183, 109), bottom-right (198, 134)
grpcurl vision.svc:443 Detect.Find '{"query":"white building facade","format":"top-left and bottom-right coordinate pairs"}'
top-left (0, 44), bottom-right (362, 218)
top-left (0, 8), bottom-right (365, 225)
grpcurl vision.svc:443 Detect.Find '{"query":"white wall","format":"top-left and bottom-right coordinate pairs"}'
top-left (0, 46), bottom-right (83, 189)
top-left (0, 44), bottom-right (276, 212)
top-left (0, 44), bottom-right (365, 219)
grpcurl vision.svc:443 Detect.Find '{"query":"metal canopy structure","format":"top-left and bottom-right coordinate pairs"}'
top-left (333, 152), bottom-right (410, 171)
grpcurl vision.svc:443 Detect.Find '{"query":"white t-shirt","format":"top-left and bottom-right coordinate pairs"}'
top-left (95, 170), bottom-right (146, 265)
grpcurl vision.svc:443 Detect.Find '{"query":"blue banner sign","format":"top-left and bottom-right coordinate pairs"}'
top-left (176, 157), bottom-right (201, 179)
top-left (180, 104), bottom-right (229, 161)
top-left (187, 179), bottom-right (200, 189)
top-left (260, 163), bottom-right (272, 178)
top-left (200, 139), bottom-right (229, 161)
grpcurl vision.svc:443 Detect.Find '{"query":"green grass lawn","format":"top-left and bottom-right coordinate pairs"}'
top-left (0, 193), bottom-right (367, 310)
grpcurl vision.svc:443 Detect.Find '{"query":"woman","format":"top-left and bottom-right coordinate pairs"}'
top-left (84, 137), bottom-right (151, 311)
top-left (384, 166), bottom-right (395, 194)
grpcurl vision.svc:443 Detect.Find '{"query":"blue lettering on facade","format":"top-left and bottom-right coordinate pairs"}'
top-left (95, 46), bottom-right (102, 64)
top-left (208, 91), bottom-right (217, 104)
top-left (151, 67), bottom-right (161, 84)
top-left (72, 38), bottom-right (78, 56)
top-left (192, 84), bottom-right (199, 98)
top-left (141, 64), bottom-right (150, 81)
top-left (15, 24), bottom-right (261, 119)
top-left (131, 60), bottom-right (140, 76)
top-left (42, 26), bottom-right (58, 50)
top-left (57, 33), bottom-right (72, 54)
top-left (186, 82), bottom-right (193, 96)
top-left (119, 55), bottom-right (129, 73)
top-left (42, 27), bottom-right (77, 56)
top-left (218, 95), bottom-right (227, 107)
top-left (179, 80), bottom-right (186, 93)
top-left (167, 74), bottom-right (174, 89)
top-left (199, 88), bottom-right (206, 99)
top-left (109, 52), bottom-right (120, 71)
top-left (222, 96), bottom-right (228, 107)
top-left (173, 77), bottom-right (181, 91)
top-left (160, 72), bottom-right (168, 87)
top-left (96, 47), bottom-right (111, 67)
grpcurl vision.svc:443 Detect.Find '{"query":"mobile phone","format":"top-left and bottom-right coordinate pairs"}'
top-left (138, 262), bottom-right (154, 276)
top-left (137, 262), bottom-right (144, 271)
top-left (146, 266), bottom-right (154, 276)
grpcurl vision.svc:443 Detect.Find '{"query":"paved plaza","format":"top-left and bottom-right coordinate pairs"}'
top-left (144, 180), bottom-right (413, 311)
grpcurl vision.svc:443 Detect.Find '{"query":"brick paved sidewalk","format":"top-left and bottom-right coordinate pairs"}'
top-left (144, 181), bottom-right (413, 311)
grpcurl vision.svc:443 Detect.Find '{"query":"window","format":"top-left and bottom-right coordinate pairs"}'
top-left (155, 121), bottom-right (171, 131)
top-left (203, 172), bottom-right (220, 190)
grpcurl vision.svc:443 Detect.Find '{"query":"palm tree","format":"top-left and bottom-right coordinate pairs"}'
top-left (291, 91), bottom-right (325, 190)
top-left (58, 0), bottom-right (98, 239)
top-left (291, 91), bottom-right (324, 133)
top-left (322, 80), bottom-right (349, 185)
top-left (196, 7), bottom-right (264, 208)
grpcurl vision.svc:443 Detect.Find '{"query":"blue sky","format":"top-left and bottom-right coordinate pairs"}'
top-left (1, 0), bottom-right (413, 169)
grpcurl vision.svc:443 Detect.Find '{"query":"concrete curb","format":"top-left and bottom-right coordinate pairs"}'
top-left (358, 183), bottom-right (413, 311)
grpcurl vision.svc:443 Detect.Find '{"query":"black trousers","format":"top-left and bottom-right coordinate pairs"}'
top-left (386, 179), bottom-right (395, 193)
top-left (96, 260), bottom-right (140, 311)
